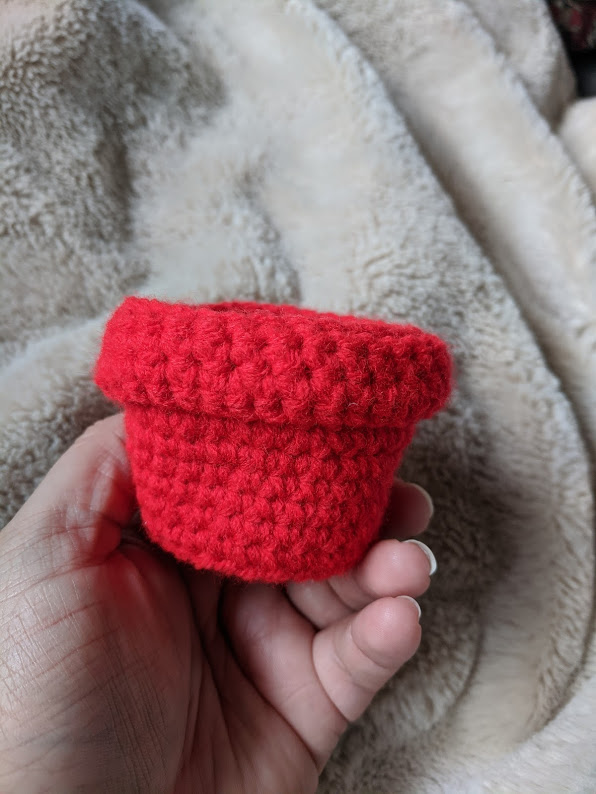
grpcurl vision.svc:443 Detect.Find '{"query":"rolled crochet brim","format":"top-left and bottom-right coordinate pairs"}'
top-left (95, 297), bottom-right (452, 430)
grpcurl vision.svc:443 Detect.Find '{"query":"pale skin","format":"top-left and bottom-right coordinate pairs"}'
top-left (0, 415), bottom-right (435, 794)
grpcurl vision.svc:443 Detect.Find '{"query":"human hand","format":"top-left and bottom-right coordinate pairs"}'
top-left (0, 415), bottom-right (435, 794)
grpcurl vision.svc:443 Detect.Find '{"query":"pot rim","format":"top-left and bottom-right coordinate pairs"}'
top-left (95, 297), bottom-right (452, 429)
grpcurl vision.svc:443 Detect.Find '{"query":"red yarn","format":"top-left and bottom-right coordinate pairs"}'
top-left (95, 297), bottom-right (452, 583)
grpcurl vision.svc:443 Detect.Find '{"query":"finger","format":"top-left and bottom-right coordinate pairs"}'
top-left (284, 579), bottom-right (351, 630)
top-left (286, 538), bottom-right (435, 629)
top-left (221, 582), bottom-right (348, 771)
top-left (328, 538), bottom-right (434, 609)
top-left (313, 595), bottom-right (421, 723)
top-left (2, 414), bottom-right (135, 571)
top-left (381, 480), bottom-right (434, 539)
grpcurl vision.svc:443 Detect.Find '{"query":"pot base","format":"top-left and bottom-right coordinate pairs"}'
top-left (125, 404), bottom-right (411, 583)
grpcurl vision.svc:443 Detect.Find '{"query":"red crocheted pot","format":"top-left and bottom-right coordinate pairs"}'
top-left (95, 297), bottom-right (452, 583)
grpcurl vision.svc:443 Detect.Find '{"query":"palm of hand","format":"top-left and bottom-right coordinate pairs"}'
top-left (0, 417), bottom-right (431, 794)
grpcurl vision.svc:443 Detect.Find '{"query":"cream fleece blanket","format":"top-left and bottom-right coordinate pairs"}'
top-left (1, 1), bottom-right (595, 791)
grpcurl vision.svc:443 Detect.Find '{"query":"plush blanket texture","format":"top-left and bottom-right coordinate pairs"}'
top-left (1, 1), bottom-right (596, 791)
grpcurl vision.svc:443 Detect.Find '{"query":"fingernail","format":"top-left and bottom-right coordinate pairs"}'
top-left (399, 595), bottom-right (422, 621)
top-left (403, 539), bottom-right (438, 575)
top-left (407, 483), bottom-right (434, 521)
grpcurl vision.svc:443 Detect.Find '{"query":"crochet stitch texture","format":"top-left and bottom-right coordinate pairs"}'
top-left (95, 297), bottom-right (452, 583)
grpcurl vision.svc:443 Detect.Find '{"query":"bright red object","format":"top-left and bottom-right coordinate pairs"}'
top-left (95, 297), bottom-right (452, 583)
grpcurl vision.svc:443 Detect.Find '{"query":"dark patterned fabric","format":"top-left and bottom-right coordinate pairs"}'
top-left (548, 0), bottom-right (596, 51)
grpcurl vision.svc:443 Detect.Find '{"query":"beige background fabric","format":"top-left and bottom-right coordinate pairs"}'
top-left (1, 1), bottom-right (595, 791)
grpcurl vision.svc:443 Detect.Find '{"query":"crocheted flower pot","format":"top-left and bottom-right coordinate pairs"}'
top-left (95, 297), bottom-right (452, 583)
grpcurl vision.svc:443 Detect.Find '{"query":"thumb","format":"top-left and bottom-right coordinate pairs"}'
top-left (1, 414), bottom-right (136, 577)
